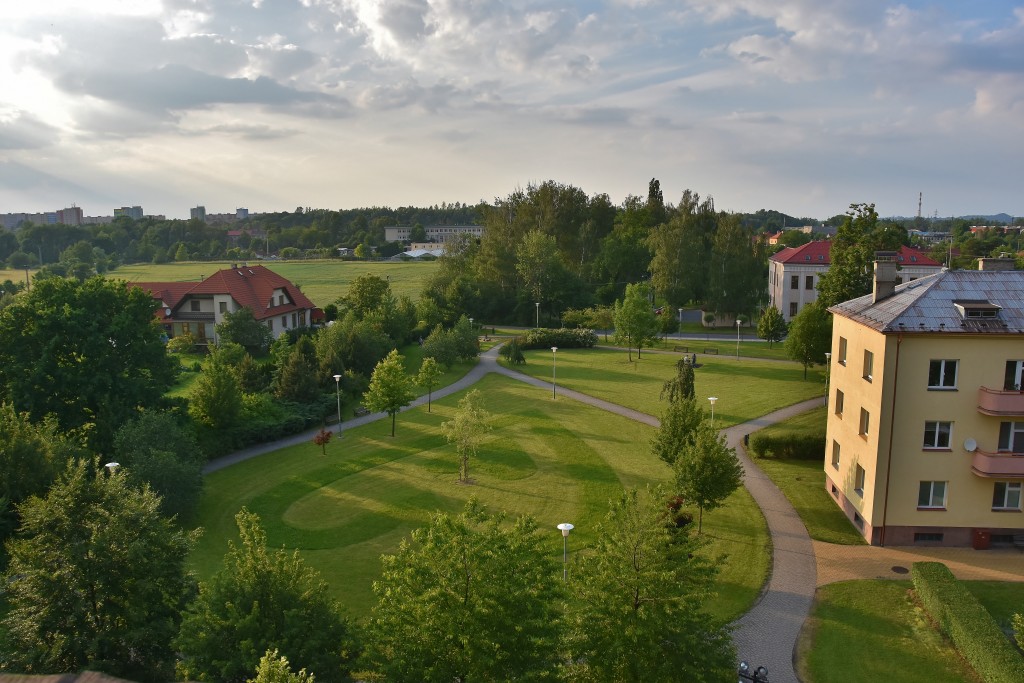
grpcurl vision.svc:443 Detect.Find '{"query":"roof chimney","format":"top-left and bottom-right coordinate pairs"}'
top-left (873, 251), bottom-right (898, 303)
top-left (977, 257), bottom-right (1015, 271)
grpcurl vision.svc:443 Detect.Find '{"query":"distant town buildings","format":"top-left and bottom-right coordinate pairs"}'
top-left (384, 225), bottom-right (483, 243)
top-left (114, 206), bottom-right (144, 220)
top-left (190, 206), bottom-right (207, 222)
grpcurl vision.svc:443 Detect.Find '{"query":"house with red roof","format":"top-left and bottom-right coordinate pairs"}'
top-left (768, 242), bottom-right (942, 321)
top-left (133, 264), bottom-right (320, 344)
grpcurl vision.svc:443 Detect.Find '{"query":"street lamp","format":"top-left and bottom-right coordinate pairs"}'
top-left (736, 319), bottom-right (742, 360)
top-left (824, 352), bottom-right (832, 408)
top-left (104, 462), bottom-right (119, 474)
top-left (333, 374), bottom-right (343, 428)
top-left (551, 346), bottom-right (558, 399)
top-left (738, 661), bottom-right (769, 682)
top-left (557, 522), bottom-right (574, 580)
top-left (678, 308), bottom-right (684, 339)
top-left (535, 302), bottom-right (540, 329)
top-left (708, 396), bottom-right (718, 427)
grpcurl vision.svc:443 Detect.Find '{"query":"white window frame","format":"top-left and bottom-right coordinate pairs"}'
top-left (998, 421), bottom-right (1024, 454)
top-left (918, 481), bottom-right (947, 509)
top-left (992, 482), bottom-right (1022, 511)
top-left (927, 359), bottom-right (958, 390)
top-left (922, 421), bottom-right (952, 450)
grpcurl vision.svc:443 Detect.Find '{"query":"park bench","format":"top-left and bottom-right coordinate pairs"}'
top-left (354, 406), bottom-right (370, 417)
top-left (673, 346), bottom-right (689, 353)
top-left (704, 347), bottom-right (719, 354)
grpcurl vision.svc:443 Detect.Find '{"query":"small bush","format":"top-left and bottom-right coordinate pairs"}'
top-left (749, 432), bottom-right (825, 460)
top-left (517, 328), bottom-right (597, 350)
top-left (912, 562), bottom-right (1024, 683)
top-left (167, 333), bottom-right (195, 354)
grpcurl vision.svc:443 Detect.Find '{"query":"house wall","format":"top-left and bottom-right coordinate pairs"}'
top-left (768, 258), bottom-right (827, 321)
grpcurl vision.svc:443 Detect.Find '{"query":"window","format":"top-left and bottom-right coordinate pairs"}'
top-left (281, 315), bottom-right (288, 329)
top-left (992, 482), bottom-right (1022, 511)
top-left (805, 275), bottom-right (814, 290)
top-left (1004, 360), bottom-right (1024, 391)
top-left (854, 465), bottom-right (865, 496)
top-left (927, 359), bottom-right (957, 389)
top-left (918, 481), bottom-right (947, 509)
top-left (863, 350), bottom-right (874, 382)
top-left (914, 532), bottom-right (944, 543)
top-left (998, 422), bottom-right (1024, 453)
top-left (922, 421), bottom-right (952, 449)
top-left (789, 302), bottom-right (798, 317)
top-left (831, 441), bottom-right (840, 469)
top-left (190, 300), bottom-right (201, 312)
top-left (834, 389), bottom-right (844, 416)
top-left (838, 337), bottom-right (847, 365)
top-left (859, 408), bottom-right (870, 437)
top-left (219, 301), bottom-right (227, 314)
top-left (790, 275), bottom-right (798, 290)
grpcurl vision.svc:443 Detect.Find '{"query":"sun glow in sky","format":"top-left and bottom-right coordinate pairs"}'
top-left (1, 1), bottom-right (1022, 219)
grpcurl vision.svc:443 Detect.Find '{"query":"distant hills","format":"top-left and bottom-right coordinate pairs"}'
top-left (887, 212), bottom-right (1016, 223)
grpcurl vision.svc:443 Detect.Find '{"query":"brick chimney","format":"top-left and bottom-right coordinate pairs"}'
top-left (977, 257), bottom-right (1016, 271)
top-left (873, 251), bottom-right (898, 303)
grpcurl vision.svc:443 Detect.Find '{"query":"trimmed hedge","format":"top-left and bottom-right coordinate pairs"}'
top-left (517, 328), bottom-right (597, 350)
top-left (748, 432), bottom-right (826, 460)
top-left (196, 394), bottom-right (334, 459)
top-left (912, 562), bottom-right (1024, 683)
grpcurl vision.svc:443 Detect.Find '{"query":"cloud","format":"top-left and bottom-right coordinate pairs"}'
top-left (0, 109), bottom-right (60, 149)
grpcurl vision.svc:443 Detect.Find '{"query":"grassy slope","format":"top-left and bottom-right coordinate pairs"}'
top-left (192, 373), bottom-right (769, 623)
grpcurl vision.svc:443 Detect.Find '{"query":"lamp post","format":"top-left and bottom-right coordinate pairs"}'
top-left (708, 396), bottom-right (718, 427)
top-left (551, 346), bottom-right (558, 399)
top-left (104, 462), bottom-right (119, 474)
top-left (678, 308), bottom-right (684, 339)
top-left (824, 352), bottom-right (832, 408)
top-left (333, 374), bottom-right (343, 428)
top-left (738, 661), bottom-right (769, 682)
top-left (557, 522), bottom-right (574, 580)
top-left (736, 319), bottom-right (742, 360)
top-left (535, 302), bottom-right (540, 329)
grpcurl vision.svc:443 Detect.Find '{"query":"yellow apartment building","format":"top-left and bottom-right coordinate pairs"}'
top-left (825, 256), bottom-right (1024, 546)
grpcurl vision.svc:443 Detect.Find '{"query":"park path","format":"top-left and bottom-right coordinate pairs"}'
top-left (202, 343), bottom-right (821, 683)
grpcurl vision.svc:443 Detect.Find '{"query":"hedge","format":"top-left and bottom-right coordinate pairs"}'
top-left (748, 432), bottom-right (826, 460)
top-left (196, 395), bottom-right (334, 459)
top-left (517, 328), bottom-right (598, 350)
top-left (912, 562), bottom-right (1024, 683)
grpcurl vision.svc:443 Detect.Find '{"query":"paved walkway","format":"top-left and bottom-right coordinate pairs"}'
top-left (814, 540), bottom-right (1024, 585)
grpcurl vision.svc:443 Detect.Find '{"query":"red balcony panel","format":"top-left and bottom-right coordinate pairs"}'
top-left (977, 386), bottom-right (1024, 416)
top-left (971, 449), bottom-right (1024, 478)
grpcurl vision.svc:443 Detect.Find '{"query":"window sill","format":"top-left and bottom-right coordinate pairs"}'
top-left (854, 489), bottom-right (864, 498)
top-left (922, 448), bottom-right (952, 452)
top-left (991, 508), bottom-right (1022, 513)
top-left (926, 387), bottom-right (957, 392)
top-left (916, 507), bottom-right (946, 511)
top-left (839, 360), bottom-right (847, 366)
top-left (863, 376), bottom-right (873, 382)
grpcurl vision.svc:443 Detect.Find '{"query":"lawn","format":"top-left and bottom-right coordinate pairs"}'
top-left (106, 260), bottom-right (439, 308)
top-left (191, 373), bottom-right (769, 624)
top-left (963, 581), bottom-right (1024, 635)
top-left (745, 407), bottom-right (866, 545)
top-left (798, 580), bottom-right (981, 683)
top-left (511, 346), bottom-right (825, 425)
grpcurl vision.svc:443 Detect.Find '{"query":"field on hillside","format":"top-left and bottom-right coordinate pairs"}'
top-left (193, 373), bottom-right (770, 623)
top-left (101, 260), bottom-right (439, 307)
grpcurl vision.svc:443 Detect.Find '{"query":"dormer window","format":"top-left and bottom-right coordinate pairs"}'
top-left (953, 300), bottom-right (1001, 320)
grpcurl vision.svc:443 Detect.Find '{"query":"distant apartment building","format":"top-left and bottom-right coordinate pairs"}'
top-left (237, 208), bottom-right (249, 220)
top-left (825, 257), bottom-right (1024, 547)
top-left (114, 206), bottom-right (144, 220)
top-left (384, 225), bottom-right (483, 243)
top-left (190, 206), bottom-right (207, 222)
top-left (768, 242), bottom-right (942, 321)
top-left (56, 206), bottom-right (83, 226)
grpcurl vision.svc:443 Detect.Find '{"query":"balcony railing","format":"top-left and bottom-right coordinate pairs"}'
top-left (977, 386), bottom-right (1024, 416)
top-left (171, 311), bottom-right (215, 322)
top-left (971, 449), bottom-right (1024, 478)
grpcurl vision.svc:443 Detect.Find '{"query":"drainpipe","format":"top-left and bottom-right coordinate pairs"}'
top-left (879, 332), bottom-right (903, 547)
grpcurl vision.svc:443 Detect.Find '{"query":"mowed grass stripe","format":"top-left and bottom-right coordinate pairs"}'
top-left (192, 373), bottom-right (768, 621)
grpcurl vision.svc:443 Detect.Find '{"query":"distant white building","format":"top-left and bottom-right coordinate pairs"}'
top-left (384, 225), bottom-right (483, 243)
top-left (114, 206), bottom-right (144, 220)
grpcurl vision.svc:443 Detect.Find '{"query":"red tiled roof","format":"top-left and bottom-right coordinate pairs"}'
top-left (770, 241), bottom-right (941, 267)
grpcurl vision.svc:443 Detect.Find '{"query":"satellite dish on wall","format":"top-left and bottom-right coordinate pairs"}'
top-left (164, 307), bottom-right (171, 316)
top-left (963, 438), bottom-right (977, 452)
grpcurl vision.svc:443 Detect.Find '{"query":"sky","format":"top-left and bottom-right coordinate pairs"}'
top-left (0, 1), bottom-right (1022, 221)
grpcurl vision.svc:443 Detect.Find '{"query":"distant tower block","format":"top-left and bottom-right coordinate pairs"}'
top-left (190, 206), bottom-right (207, 222)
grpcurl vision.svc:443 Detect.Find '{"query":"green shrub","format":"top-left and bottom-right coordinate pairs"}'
top-left (912, 562), bottom-right (1024, 683)
top-left (517, 328), bottom-right (597, 350)
top-left (749, 432), bottom-right (826, 460)
top-left (167, 333), bottom-right (195, 354)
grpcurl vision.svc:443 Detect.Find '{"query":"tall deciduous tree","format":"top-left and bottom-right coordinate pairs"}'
top-left (0, 276), bottom-right (177, 451)
top-left (363, 349), bottom-right (415, 436)
top-left (364, 499), bottom-right (561, 682)
top-left (561, 487), bottom-right (734, 682)
top-left (647, 190), bottom-right (716, 307)
top-left (613, 281), bottom-right (658, 361)
top-left (706, 212), bottom-right (765, 319)
top-left (756, 306), bottom-right (788, 348)
top-left (176, 509), bottom-right (353, 683)
top-left (415, 356), bottom-right (443, 412)
top-left (650, 398), bottom-right (705, 466)
top-left (785, 303), bottom-right (832, 379)
top-left (441, 389), bottom-right (491, 483)
top-left (249, 650), bottom-right (316, 683)
top-left (674, 423), bottom-right (744, 533)
top-left (2, 459), bottom-right (196, 682)
top-left (216, 306), bottom-right (273, 354)
top-left (190, 357), bottom-right (243, 428)
top-left (339, 273), bottom-right (391, 318)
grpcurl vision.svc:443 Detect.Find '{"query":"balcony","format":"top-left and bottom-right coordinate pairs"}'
top-left (172, 311), bottom-right (215, 322)
top-left (977, 386), bottom-right (1024, 416)
top-left (971, 449), bottom-right (1024, 478)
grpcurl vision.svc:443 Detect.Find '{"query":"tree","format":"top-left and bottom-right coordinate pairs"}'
top-left (561, 487), bottom-right (734, 682)
top-left (190, 358), bottom-right (243, 428)
top-left (441, 389), bottom-right (491, 483)
top-left (274, 336), bottom-right (321, 403)
top-left (785, 303), bottom-right (832, 379)
top-left (647, 190), bottom-right (716, 306)
top-left (176, 509), bottom-right (353, 683)
top-left (112, 410), bottom-right (204, 522)
top-left (249, 650), bottom-right (316, 683)
top-left (312, 428), bottom-right (332, 455)
top-left (416, 356), bottom-right (443, 412)
top-left (363, 499), bottom-right (561, 682)
top-left (674, 423), bottom-right (744, 533)
top-left (2, 459), bottom-right (196, 682)
top-left (500, 337), bottom-right (526, 364)
top-left (650, 398), bottom-right (705, 466)
top-left (660, 357), bottom-right (696, 403)
top-left (340, 273), bottom-right (391, 318)
top-left (756, 306), bottom-right (788, 348)
top-left (613, 281), bottom-right (658, 361)
top-left (363, 349), bottom-right (415, 436)
top-left (706, 213), bottom-right (765, 319)
top-left (0, 276), bottom-right (178, 451)
top-left (216, 307), bottom-right (273, 354)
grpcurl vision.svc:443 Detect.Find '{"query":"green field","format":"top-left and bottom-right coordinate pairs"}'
top-left (100, 260), bottom-right (439, 308)
top-left (192, 373), bottom-right (769, 623)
